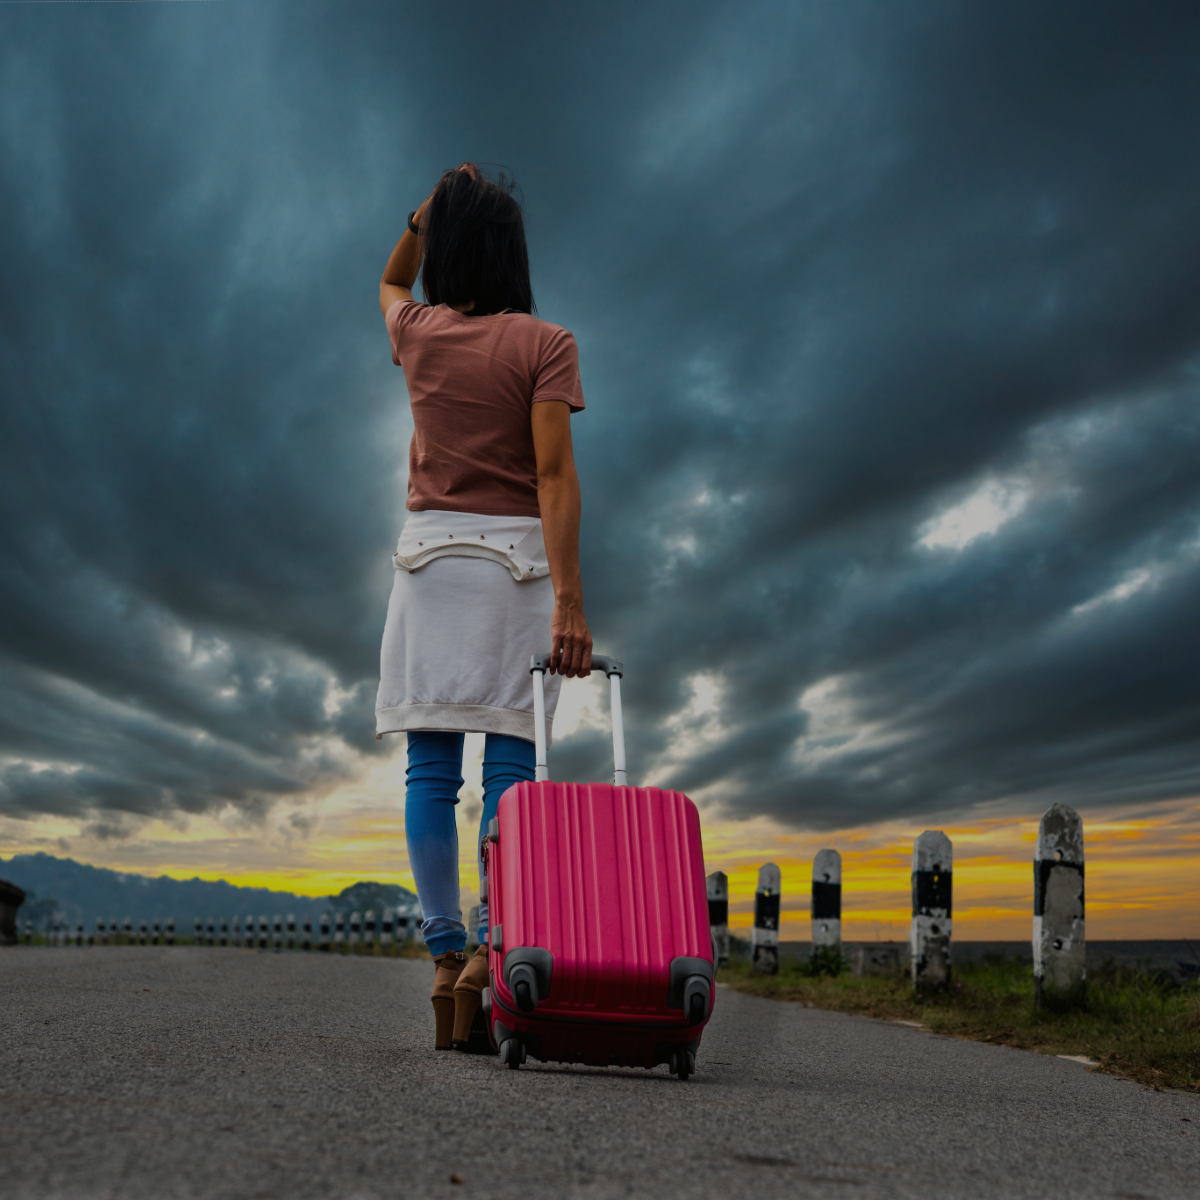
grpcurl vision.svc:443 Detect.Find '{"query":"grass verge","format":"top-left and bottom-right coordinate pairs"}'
top-left (717, 953), bottom-right (1200, 1093)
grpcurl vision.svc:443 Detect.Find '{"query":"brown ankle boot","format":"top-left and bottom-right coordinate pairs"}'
top-left (431, 950), bottom-right (468, 1050)
top-left (452, 944), bottom-right (498, 1054)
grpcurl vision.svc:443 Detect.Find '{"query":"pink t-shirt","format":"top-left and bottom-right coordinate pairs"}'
top-left (386, 301), bottom-right (585, 517)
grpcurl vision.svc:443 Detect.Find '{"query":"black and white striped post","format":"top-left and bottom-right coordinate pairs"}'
top-left (364, 910), bottom-right (376, 954)
top-left (121, 918), bottom-right (131, 943)
top-left (380, 908), bottom-right (393, 954)
top-left (96, 917), bottom-right (106, 946)
top-left (272, 914), bottom-right (282, 952)
top-left (287, 914), bottom-right (296, 950)
top-left (166, 918), bottom-right (175, 946)
top-left (193, 917), bottom-right (203, 945)
top-left (219, 917), bottom-right (228, 946)
top-left (302, 914), bottom-right (313, 952)
top-left (76, 921), bottom-right (85, 946)
top-left (349, 911), bottom-right (361, 952)
top-left (706, 871), bottom-right (729, 966)
top-left (466, 905), bottom-right (480, 951)
top-left (334, 911), bottom-right (346, 951)
top-left (911, 831), bottom-right (952, 991)
top-left (319, 913), bottom-right (331, 951)
top-left (1034, 802), bottom-right (1085, 1008)
top-left (257, 915), bottom-right (268, 949)
top-left (151, 920), bottom-right (160, 946)
top-left (139, 920), bottom-right (148, 945)
top-left (207, 918), bottom-right (216, 947)
top-left (751, 863), bottom-right (781, 974)
top-left (811, 849), bottom-right (842, 960)
top-left (396, 910), bottom-right (409, 948)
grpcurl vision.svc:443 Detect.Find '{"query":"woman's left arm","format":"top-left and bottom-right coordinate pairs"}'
top-left (379, 209), bottom-right (425, 317)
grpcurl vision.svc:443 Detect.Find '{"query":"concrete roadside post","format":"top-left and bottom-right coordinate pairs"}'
top-left (1034, 802), bottom-right (1085, 1008)
top-left (272, 915), bottom-right (283, 952)
top-left (349, 911), bottom-right (361, 953)
top-left (397, 911), bottom-right (409, 948)
top-left (811, 849), bottom-right (842, 968)
top-left (207, 918), bottom-right (216, 947)
top-left (139, 921), bottom-right (148, 945)
top-left (151, 920), bottom-right (160, 946)
top-left (218, 917), bottom-right (228, 946)
top-left (287, 914), bottom-right (296, 951)
top-left (122, 918), bottom-right (132, 943)
top-left (911, 831), bottom-right (953, 991)
top-left (706, 872), bottom-right (729, 965)
top-left (319, 913), bottom-right (330, 951)
top-left (166, 918), bottom-right (175, 946)
top-left (381, 908), bottom-right (393, 954)
top-left (257, 915), bottom-right (268, 950)
top-left (752, 863), bottom-right (782, 974)
top-left (96, 918), bottom-right (106, 946)
top-left (335, 911), bottom-right (345, 952)
top-left (365, 910), bottom-right (377, 954)
top-left (76, 921), bottom-right (85, 947)
top-left (302, 915), bottom-right (312, 952)
top-left (414, 911), bottom-right (425, 949)
top-left (193, 917), bottom-right (202, 945)
top-left (466, 905), bottom-right (480, 951)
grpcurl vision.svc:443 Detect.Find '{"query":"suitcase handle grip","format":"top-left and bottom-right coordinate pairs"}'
top-left (529, 652), bottom-right (627, 787)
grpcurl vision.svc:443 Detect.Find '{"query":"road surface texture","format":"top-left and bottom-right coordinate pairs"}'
top-left (2, 948), bottom-right (1196, 1200)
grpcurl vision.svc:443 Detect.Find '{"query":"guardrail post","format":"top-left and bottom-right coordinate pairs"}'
top-left (334, 911), bottom-right (345, 952)
top-left (166, 918), bottom-right (175, 946)
top-left (349, 911), bottom-right (361, 953)
top-left (193, 917), bottom-right (202, 945)
top-left (208, 918), bottom-right (217, 947)
top-left (272, 914), bottom-right (282, 952)
top-left (365, 910), bottom-right (377, 954)
top-left (302, 914), bottom-right (312, 951)
top-left (706, 871), bottom-right (729, 965)
top-left (122, 918), bottom-right (132, 944)
top-left (96, 917), bottom-right (106, 946)
top-left (76, 921), bottom-right (84, 947)
top-left (138, 921), bottom-right (148, 945)
top-left (319, 913), bottom-right (330, 951)
top-left (1034, 802), bottom-right (1085, 1009)
top-left (811, 849), bottom-right (842, 968)
top-left (151, 920), bottom-right (160, 946)
top-left (752, 863), bottom-right (781, 974)
top-left (911, 831), bottom-right (952, 991)
top-left (286, 913), bottom-right (296, 950)
top-left (255, 915), bottom-right (266, 949)
top-left (413, 912), bottom-right (425, 949)
top-left (381, 908), bottom-right (393, 955)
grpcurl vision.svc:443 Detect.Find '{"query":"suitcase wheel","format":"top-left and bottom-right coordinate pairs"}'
top-left (670, 1050), bottom-right (696, 1082)
top-left (500, 1039), bottom-right (527, 1070)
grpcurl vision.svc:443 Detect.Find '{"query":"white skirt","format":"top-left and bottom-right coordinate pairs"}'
top-left (375, 552), bottom-right (562, 746)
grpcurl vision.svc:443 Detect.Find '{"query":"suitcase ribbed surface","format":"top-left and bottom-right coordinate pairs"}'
top-left (493, 781), bottom-right (710, 1017)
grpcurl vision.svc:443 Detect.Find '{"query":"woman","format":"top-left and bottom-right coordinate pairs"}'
top-left (376, 163), bottom-right (593, 1053)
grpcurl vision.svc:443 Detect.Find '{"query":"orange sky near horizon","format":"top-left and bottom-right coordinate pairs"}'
top-left (3, 727), bottom-right (1197, 941)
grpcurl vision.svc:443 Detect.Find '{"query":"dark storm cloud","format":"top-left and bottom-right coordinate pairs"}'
top-left (1, 0), bottom-right (1198, 832)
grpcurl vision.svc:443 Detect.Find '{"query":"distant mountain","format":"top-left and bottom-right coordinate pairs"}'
top-left (0, 853), bottom-right (418, 932)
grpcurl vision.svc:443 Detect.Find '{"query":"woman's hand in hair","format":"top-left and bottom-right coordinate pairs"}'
top-left (456, 161), bottom-right (481, 181)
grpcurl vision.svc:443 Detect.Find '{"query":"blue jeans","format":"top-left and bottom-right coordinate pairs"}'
top-left (404, 731), bottom-right (535, 956)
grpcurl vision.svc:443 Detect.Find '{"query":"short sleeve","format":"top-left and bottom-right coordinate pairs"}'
top-left (385, 299), bottom-right (424, 366)
top-left (531, 326), bottom-right (585, 411)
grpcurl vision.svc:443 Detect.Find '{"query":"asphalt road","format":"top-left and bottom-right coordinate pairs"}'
top-left (2, 948), bottom-right (1196, 1200)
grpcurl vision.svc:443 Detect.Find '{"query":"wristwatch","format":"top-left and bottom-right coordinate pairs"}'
top-left (407, 211), bottom-right (423, 236)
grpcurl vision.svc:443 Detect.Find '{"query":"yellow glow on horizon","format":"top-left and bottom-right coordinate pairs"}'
top-left (2, 741), bottom-right (1197, 940)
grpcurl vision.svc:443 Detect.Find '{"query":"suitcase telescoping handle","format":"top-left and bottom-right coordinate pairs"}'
top-left (529, 653), bottom-right (626, 787)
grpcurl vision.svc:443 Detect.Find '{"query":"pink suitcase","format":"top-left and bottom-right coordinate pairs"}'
top-left (481, 653), bottom-right (715, 1080)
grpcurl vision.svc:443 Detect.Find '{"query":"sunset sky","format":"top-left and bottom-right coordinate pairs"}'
top-left (1, 2), bottom-right (1198, 939)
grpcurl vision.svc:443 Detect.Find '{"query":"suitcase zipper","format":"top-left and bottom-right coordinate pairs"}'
top-left (490, 988), bottom-right (705, 1033)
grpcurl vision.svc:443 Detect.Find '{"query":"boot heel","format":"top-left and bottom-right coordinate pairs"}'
top-left (451, 988), bottom-right (483, 1048)
top-left (432, 996), bottom-right (456, 1050)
